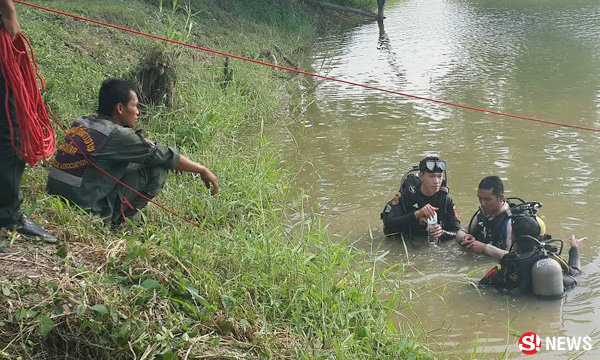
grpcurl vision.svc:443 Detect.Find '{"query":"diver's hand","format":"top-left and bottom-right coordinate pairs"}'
top-left (464, 238), bottom-right (486, 254)
top-left (459, 233), bottom-right (475, 246)
top-left (569, 234), bottom-right (587, 249)
top-left (427, 224), bottom-right (443, 239)
top-left (414, 204), bottom-right (438, 222)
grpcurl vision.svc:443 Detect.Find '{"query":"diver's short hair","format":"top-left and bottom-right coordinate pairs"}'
top-left (512, 215), bottom-right (541, 252)
top-left (478, 176), bottom-right (504, 197)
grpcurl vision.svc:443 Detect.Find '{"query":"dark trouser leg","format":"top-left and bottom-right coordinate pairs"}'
top-left (110, 165), bottom-right (169, 224)
top-left (0, 75), bottom-right (24, 227)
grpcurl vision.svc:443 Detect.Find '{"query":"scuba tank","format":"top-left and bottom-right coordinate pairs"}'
top-left (512, 236), bottom-right (570, 299)
top-left (531, 237), bottom-right (575, 299)
top-left (531, 258), bottom-right (564, 298)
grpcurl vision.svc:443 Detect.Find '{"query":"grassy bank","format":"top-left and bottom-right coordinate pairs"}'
top-left (1, 0), bottom-right (431, 359)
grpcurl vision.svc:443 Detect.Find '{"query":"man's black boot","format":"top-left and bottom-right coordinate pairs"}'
top-left (2, 214), bottom-right (57, 243)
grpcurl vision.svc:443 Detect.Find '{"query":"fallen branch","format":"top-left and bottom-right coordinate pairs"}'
top-left (274, 45), bottom-right (299, 69)
top-left (318, 2), bottom-right (379, 19)
top-left (0, 256), bottom-right (53, 269)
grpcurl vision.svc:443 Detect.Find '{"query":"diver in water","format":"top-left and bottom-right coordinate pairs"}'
top-left (479, 215), bottom-right (585, 297)
top-left (381, 156), bottom-right (467, 243)
top-left (461, 176), bottom-right (552, 261)
top-left (461, 176), bottom-right (513, 258)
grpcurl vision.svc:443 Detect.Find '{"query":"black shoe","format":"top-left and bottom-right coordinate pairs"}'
top-left (3, 214), bottom-right (57, 243)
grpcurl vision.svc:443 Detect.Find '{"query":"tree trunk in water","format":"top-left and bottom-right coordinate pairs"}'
top-left (377, 0), bottom-right (386, 20)
top-left (319, 2), bottom-right (379, 19)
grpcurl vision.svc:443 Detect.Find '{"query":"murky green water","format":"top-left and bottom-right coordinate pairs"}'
top-left (284, 0), bottom-right (600, 358)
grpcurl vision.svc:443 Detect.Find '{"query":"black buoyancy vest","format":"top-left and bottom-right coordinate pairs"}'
top-left (473, 210), bottom-right (510, 250)
top-left (480, 249), bottom-right (546, 293)
top-left (403, 190), bottom-right (448, 224)
top-left (499, 250), bottom-right (546, 293)
top-left (481, 249), bottom-right (576, 294)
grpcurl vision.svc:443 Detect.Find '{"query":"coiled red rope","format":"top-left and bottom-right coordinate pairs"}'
top-left (0, 27), bottom-right (55, 166)
top-left (13, 0), bottom-right (600, 133)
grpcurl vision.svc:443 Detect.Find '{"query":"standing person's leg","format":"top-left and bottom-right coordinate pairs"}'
top-left (0, 74), bottom-right (56, 242)
top-left (0, 74), bottom-right (24, 227)
top-left (109, 165), bottom-right (169, 225)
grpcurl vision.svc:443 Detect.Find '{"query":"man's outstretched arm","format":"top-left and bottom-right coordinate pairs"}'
top-left (174, 155), bottom-right (219, 195)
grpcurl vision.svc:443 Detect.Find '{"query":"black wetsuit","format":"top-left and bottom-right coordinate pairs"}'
top-left (381, 185), bottom-right (460, 239)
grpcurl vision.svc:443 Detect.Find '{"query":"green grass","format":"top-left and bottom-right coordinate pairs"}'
top-left (0, 0), bottom-right (432, 359)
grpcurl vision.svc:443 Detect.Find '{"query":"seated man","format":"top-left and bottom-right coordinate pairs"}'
top-left (479, 215), bottom-right (584, 296)
top-left (47, 78), bottom-right (218, 225)
top-left (381, 156), bottom-right (466, 243)
top-left (461, 176), bottom-right (512, 258)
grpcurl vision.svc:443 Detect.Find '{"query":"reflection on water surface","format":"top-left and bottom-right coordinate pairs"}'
top-left (284, 0), bottom-right (600, 357)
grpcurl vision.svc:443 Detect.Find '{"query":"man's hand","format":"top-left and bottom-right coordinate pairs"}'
top-left (414, 204), bottom-right (438, 222)
top-left (427, 224), bottom-right (443, 239)
top-left (174, 155), bottom-right (219, 195)
top-left (199, 167), bottom-right (218, 196)
top-left (459, 233), bottom-right (475, 246)
top-left (455, 230), bottom-right (470, 245)
top-left (569, 234), bottom-right (587, 249)
top-left (463, 236), bottom-right (487, 254)
top-left (0, 0), bottom-right (20, 40)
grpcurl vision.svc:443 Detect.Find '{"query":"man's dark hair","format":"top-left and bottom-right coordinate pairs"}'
top-left (478, 176), bottom-right (504, 197)
top-left (512, 215), bottom-right (540, 252)
top-left (97, 79), bottom-right (136, 117)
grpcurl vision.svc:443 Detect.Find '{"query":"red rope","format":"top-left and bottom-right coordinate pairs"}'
top-left (0, 28), bottom-right (55, 166)
top-left (14, 0), bottom-right (600, 133)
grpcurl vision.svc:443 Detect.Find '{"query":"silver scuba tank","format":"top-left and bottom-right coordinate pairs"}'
top-left (531, 257), bottom-right (564, 298)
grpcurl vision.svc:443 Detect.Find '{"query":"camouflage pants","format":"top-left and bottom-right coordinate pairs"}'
top-left (107, 165), bottom-right (169, 225)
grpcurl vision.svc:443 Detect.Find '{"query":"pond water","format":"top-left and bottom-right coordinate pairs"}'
top-left (284, 0), bottom-right (600, 358)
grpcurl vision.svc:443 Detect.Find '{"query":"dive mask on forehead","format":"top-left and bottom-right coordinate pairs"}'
top-left (421, 160), bottom-right (446, 173)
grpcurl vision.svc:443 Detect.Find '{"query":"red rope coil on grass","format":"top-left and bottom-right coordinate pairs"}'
top-left (0, 28), bottom-right (55, 167)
